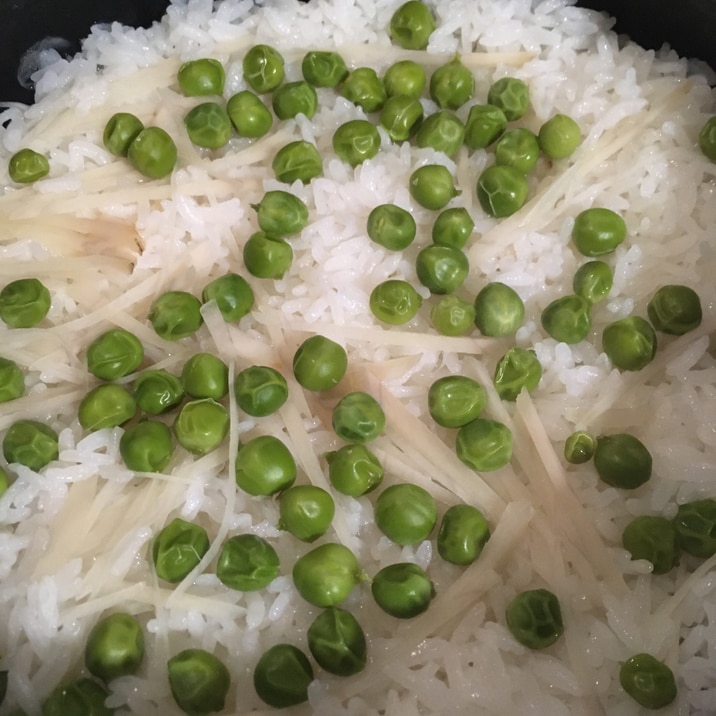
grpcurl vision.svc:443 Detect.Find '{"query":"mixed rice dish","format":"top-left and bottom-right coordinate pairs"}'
top-left (0, 0), bottom-right (715, 713)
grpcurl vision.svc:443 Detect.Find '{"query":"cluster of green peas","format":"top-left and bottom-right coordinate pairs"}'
top-left (0, 278), bottom-right (57, 492)
top-left (0, 286), bottom-right (695, 706)
top-left (0, 257), bottom-right (703, 483)
top-left (9, 585), bottom-right (674, 713)
top-left (557, 423), bottom-right (713, 709)
top-left (0, 272), bottom-right (575, 713)
top-left (0, 273), bottom-right (243, 475)
top-left (5, 0), bottom-right (715, 189)
top-left (138, 325), bottom-right (500, 710)
top-left (564, 429), bottom-right (716, 577)
top-left (0, 264), bottom-right (515, 712)
top-left (0, 277), bottom-right (52, 439)
top-left (3, 0), bottom-right (705, 376)
top-left (364, 196), bottom-right (703, 368)
top-left (0, 253), bottom-right (518, 712)
top-left (538, 206), bottom-right (704, 366)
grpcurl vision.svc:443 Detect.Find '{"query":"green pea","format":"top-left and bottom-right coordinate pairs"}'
top-left (226, 90), bottom-right (273, 138)
top-left (573, 260), bottom-right (613, 304)
top-left (371, 562), bottom-right (435, 618)
top-left (430, 56), bottom-right (474, 110)
top-left (437, 504), bottom-right (491, 565)
top-left (374, 483), bottom-right (438, 545)
top-left (103, 113), bottom-right (144, 157)
top-left (432, 207), bottom-right (475, 249)
top-left (495, 128), bottom-right (540, 174)
top-left (325, 443), bottom-right (384, 497)
top-left (333, 119), bottom-right (382, 167)
top-left (415, 110), bottom-right (465, 157)
top-left (456, 418), bottom-right (513, 472)
top-left (493, 347), bottom-right (542, 401)
top-left (181, 352), bottom-right (228, 400)
top-left (8, 148), bottom-right (50, 184)
top-left (272, 140), bottom-right (322, 184)
top-left (127, 126), bottom-right (177, 179)
top-left (538, 113), bottom-right (581, 159)
top-left (428, 375), bottom-right (486, 428)
top-left (473, 282), bottom-right (525, 337)
top-left (301, 50), bottom-right (348, 87)
top-left (292, 335), bottom-right (347, 391)
top-left (252, 190), bottom-right (308, 239)
top-left (119, 420), bottom-right (173, 472)
top-left (173, 398), bottom-right (229, 455)
top-left (152, 517), bottom-right (210, 583)
top-left (292, 542), bottom-right (361, 607)
top-left (235, 435), bottom-right (296, 495)
top-left (78, 384), bottom-right (137, 432)
top-left (307, 607), bottom-right (367, 676)
top-left (177, 58), bottom-right (225, 96)
top-left (86, 328), bottom-right (143, 381)
top-left (216, 533), bottom-right (280, 590)
top-left (369, 280), bottom-right (423, 325)
top-left (619, 653), bottom-right (677, 710)
top-left (340, 67), bottom-right (386, 113)
top-left (41, 678), bottom-right (112, 716)
top-left (416, 245), bottom-right (469, 294)
top-left (0, 278), bottom-right (51, 328)
top-left (698, 116), bottom-right (716, 161)
top-left (0, 357), bottom-right (24, 402)
top-left (571, 207), bottom-right (627, 257)
top-left (409, 164), bottom-right (460, 210)
top-left (366, 203), bottom-right (417, 251)
top-left (271, 81), bottom-right (317, 121)
top-left (463, 103), bottom-right (507, 149)
top-left (201, 272), bottom-right (254, 322)
top-left (540, 294), bottom-right (592, 344)
top-left (332, 391), bottom-right (386, 444)
top-left (486, 77), bottom-right (530, 121)
top-left (593, 433), bottom-right (652, 489)
top-left (564, 430), bottom-right (595, 464)
top-left (0, 466), bottom-right (9, 497)
top-left (429, 294), bottom-right (476, 336)
top-left (279, 485), bottom-right (335, 542)
top-left (132, 369), bottom-right (184, 415)
top-left (383, 60), bottom-right (426, 99)
top-left (602, 316), bottom-right (657, 371)
top-left (389, 0), bottom-right (435, 49)
top-left (253, 644), bottom-right (313, 709)
top-left (622, 515), bottom-right (679, 574)
top-left (184, 102), bottom-right (232, 149)
top-left (673, 498), bottom-right (716, 559)
top-left (243, 231), bottom-right (293, 279)
top-left (505, 588), bottom-right (563, 649)
top-left (647, 284), bottom-right (702, 335)
top-left (243, 44), bottom-right (285, 94)
top-left (85, 613), bottom-right (144, 683)
top-left (148, 290), bottom-right (203, 341)
top-left (234, 365), bottom-right (288, 417)
top-left (379, 94), bottom-right (424, 142)
top-left (167, 649), bottom-right (230, 716)
top-left (476, 164), bottom-right (529, 218)
top-left (2, 419), bottom-right (58, 471)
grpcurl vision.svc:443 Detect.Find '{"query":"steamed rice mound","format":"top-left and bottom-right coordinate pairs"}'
top-left (0, 0), bottom-right (715, 713)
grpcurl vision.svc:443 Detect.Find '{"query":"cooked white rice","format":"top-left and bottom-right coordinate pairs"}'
top-left (0, 0), bottom-right (715, 713)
